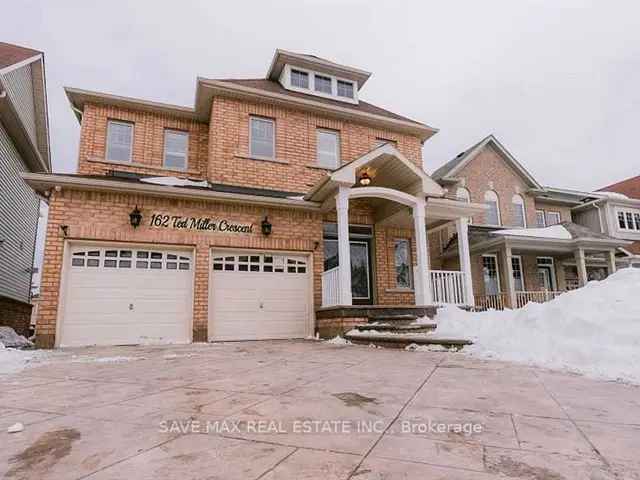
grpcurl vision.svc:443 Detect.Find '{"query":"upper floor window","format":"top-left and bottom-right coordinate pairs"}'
top-left (337, 80), bottom-right (354, 99)
top-left (163, 130), bottom-right (188, 170)
top-left (617, 209), bottom-right (640, 231)
top-left (535, 209), bottom-right (546, 227)
top-left (546, 211), bottom-right (561, 226)
top-left (290, 69), bottom-right (309, 89)
top-left (394, 239), bottom-right (412, 289)
top-left (484, 190), bottom-right (501, 226)
top-left (512, 194), bottom-right (526, 227)
top-left (314, 74), bottom-right (332, 94)
top-left (316, 129), bottom-right (340, 169)
top-left (106, 120), bottom-right (133, 162)
top-left (250, 116), bottom-right (275, 159)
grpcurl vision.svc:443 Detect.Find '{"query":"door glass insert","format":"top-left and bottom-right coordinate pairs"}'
top-left (482, 255), bottom-right (500, 295)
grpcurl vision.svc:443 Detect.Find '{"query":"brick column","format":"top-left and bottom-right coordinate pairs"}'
top-left (192, 243), bottom-right (210, 342)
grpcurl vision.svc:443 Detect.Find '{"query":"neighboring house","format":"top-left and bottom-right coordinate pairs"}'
top-left (573, 175), bottom-right (640, 267)
top-left (23, 49), bottom-right (483, 348)
top-left (0, 42), bottom-right (51, 337)
top-left (429, 135), bottom-right (630, 310)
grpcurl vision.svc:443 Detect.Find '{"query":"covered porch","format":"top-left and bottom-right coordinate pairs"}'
top-left (441, 223), bottom-right (630, 310)
top-left (304, 144), bottom-right (485, 334)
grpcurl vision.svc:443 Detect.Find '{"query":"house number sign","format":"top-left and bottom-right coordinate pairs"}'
top-left (149, 213), bottom-right (254, 233)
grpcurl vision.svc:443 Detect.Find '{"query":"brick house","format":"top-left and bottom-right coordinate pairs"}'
top-left (429, 135), bottom-right (633, 310)
top-left (0, 42), bottom-right (51, 337)
top-left (23, 50), bottom-right (484, 348)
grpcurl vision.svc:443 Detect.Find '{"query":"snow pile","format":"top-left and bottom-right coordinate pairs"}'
top-left (0, 327), bottom-right (34, 349)
top-left (436, 268), bottom-right (640, 383)
top-left (0, 344), bottom-right (48, 375)
top-left (493, 225), bottom-right (571, 240)
top-left (325, 336), bottom-right (352, 345)
top-left (140, 176), bottom-right (209, 188)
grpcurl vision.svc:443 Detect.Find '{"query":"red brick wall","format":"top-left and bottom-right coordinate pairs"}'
top-left (0, 296), bottom-right (33, 338)
top-left (208, 96), bottom-right (424, 192)
top-left (77, 103), bottom-right (209, 178)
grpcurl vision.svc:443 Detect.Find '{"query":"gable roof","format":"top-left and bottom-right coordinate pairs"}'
top-left (598, 174), bottom-right (640, 200)
top-left (0, 42), bottom-right (41, 71)
top-left (431, 135), bottom-right (542, 189)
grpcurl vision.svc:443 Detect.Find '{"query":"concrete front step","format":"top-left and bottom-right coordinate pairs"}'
top-left (368, 314), bottom-right (419, 326)
top-left (345, 332), bottom-right (472, 351)
top-left (353, 323), bottom-right (437, 333)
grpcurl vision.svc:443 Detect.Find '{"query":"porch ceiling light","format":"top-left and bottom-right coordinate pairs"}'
top-left (129, 206), bottom-right (143, 228)
top-left (358, 171), bottom-right (372, 186)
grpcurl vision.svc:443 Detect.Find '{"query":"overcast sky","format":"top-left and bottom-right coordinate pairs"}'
top-left (6, 0), bottom-right (640, 190)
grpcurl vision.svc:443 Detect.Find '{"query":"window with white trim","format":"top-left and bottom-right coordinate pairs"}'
top-left (212, 254), bottom-right (307, 274)
top-left (249, 117), bottom-right (275, 159)
top-left (482, 255), bottom-right (500, 295)
top-left (617, 209), bottom-right (640, 231)
top-left (394, 239), bottom-right (412, 289)
top-left (71, 249), bottom-right (191, 270)
top-left (106, 120), bottom-right (133, 162)
top-left (290, 69), bottom-right (309, 89)
top-left (511, 256), bottom-right (524, 292)
top-left (512, 194), bottom-right (526, 228)
top-left (163, 130), bottom-right (188, 170)
top-left (314, 74), bottom-right (332, 94)
top-left (456, 187), bottom-right (471, 203)
top-left (484, 190), bottom-right (501, 226)
top-left (316, 129), bottom-right (340, 169)
top-left (535, 209), bottom-right (546, 227)
top-left (337, 80), bottom-right (354, 99)
top-left (546, 211), bottom-right (561, 226)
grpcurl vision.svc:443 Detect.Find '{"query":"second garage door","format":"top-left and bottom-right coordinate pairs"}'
top-left (209, 251), bottom-right (311, 341)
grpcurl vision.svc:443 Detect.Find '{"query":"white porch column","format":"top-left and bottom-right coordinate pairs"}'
top-left (574, 247), bottom-right (588, 287)
top-left (502, 245), bottom-right (517, 309)
top-left (336, 185), bottom-right (352, 305)
top-left (413, 199), bottom-right (432, 305)
top-left (455, 217), bottom-right (475, 306)
top-left (607, 249), bottom-right (617, 276)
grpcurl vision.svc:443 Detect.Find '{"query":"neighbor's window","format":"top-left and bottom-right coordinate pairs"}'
top-left (511, 256), bottom-right (524, 292)
top-left (617, 209), bottom-right (640, 231)
top-left (512, 194), bottom-right (526, 228)
top-left (163, 130), bottom-right (188, 170)
top-left (250, 116), bottom-right (275, 159)
top-left (546, 211), bottom-right (561, 226)
top-left (106, 120), bottom-right (133, 162)
top-left (484, 190), bottom-right (501, 225)
top-left (314, 74), bottom-right (332, 94)
top-left (536, 209), bottom-right (546, 227)
top-left (337, 80), bottom-right (354, 98)
top-left (291, 69), bottom-right (309, 89)
top-left (316, 129), bottom-right (340, 169)
top-left (394, 239), bottom-right (412, 289)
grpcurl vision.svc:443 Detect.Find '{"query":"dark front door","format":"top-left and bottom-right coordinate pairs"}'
top-left (323, 237), bottom-right (374, 305)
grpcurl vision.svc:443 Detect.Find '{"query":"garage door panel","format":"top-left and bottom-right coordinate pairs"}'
top-left (60, 246), bottom-right (193, 347)
top-left (209, 252), bottom-right (310, 341)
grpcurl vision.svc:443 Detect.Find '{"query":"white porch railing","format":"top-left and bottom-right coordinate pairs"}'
top-left (322, 267), bottom-right (340, 307)
top-left (430, 270), bottom-right (467, 306)
top-left (516, 290), bottom-right (563, 308)
top-left (474, 293), bottom-right (507, 311)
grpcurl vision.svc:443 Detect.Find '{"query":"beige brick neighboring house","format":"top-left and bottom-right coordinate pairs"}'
top-left (430, 135), bottom-right (632, 310)
top-left (24, 49), bottom-right (483, 348)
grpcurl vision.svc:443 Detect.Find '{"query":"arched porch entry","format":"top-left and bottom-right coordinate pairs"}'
top-left (305, 143), bottom-right (485, 309)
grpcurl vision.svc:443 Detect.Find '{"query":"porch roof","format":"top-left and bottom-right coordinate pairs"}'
top-left (442, 222), bottom-right (631, 257)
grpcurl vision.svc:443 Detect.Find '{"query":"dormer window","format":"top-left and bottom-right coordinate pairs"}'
top-left (337, 80), bottom-right (354, 99)
top-left (314, 74), bottom-right (332, 94)
top-left (290, 69), bottom-right (309, 89)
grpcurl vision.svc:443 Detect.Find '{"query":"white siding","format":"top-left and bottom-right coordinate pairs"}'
top-left (0, 120), bottom-right (39, 303)
top-left (2, 63), bottom-right (38, 148)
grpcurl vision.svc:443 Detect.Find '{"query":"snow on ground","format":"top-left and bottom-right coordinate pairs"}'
top-left (436, 268), bottom-right (640, 383)
top-left (70, 355), bottom-right (146, 363)
top-left (0, 344), bottom-right (50, 375)
top-left (325, 336), bottom-right (352, 345)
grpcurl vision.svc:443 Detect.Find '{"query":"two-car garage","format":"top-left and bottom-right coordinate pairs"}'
top-left (57, 243), bottom-right (312, 347)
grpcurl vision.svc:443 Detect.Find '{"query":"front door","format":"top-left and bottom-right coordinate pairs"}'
top-left (323, 238), bottom-right (373, 305)
top-left (537, 268), bottom-right (552, 291)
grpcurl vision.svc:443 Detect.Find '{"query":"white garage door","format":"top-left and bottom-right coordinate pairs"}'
top-left (209, 251), bottom-right (310, 341)
top-left (59, 245), bottom-right (193, 347)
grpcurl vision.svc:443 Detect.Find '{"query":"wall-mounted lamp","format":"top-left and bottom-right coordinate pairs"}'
top-left (129, 206), bottom-right (143, 228)
top-left (60, 225), bottom-right (69, 237)
top-left (261, 216), bottom-right (272, 236)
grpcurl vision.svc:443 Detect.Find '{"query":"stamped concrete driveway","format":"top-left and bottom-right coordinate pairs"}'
top-left (1, 341), bottom-right (639, 480)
